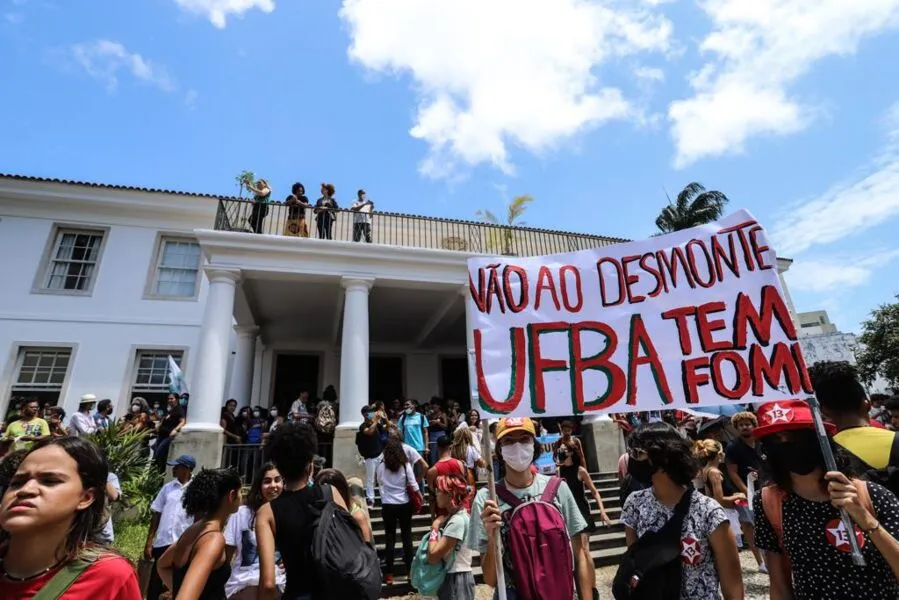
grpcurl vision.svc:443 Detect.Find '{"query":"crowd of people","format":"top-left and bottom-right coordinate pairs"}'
top-left (240, 179), bottom-right (375, 242)
top-left (1, 360), bottom-right (898, 600)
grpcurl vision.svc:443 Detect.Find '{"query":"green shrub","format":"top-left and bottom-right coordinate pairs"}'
top-left (89, 422), bottom-right (162, 523)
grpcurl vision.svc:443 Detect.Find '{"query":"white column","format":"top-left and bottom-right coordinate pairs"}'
top-left (337, 277), bottom-right (374, 429)
top-left (185, 268), bottom-right (241, 432)
top-left (229, 325), bottom-right (259, 405)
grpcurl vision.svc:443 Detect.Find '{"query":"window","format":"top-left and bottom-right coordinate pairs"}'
top-left (6, 348), bottom-right (72, 419)
top-left (132, 351), bottom-right (183, 394)
top-left (151, 239), bottom-right (202, 298)
top-left (43, 229), bottom-right (104, 292)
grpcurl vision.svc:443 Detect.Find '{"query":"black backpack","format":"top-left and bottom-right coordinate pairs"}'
top-left (612, 489), bottom-right (692, 600)
top-left (311, 484), bottom-right (382, 599)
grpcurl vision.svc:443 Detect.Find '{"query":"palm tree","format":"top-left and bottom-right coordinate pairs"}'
top-left (477, 195), bottom-right (534, 255)
top-left (655, 183), bottom-right (729, 234)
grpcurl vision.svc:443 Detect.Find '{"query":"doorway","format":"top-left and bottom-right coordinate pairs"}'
top-left (369, 356), bottom-right (404, 407)
top-left (440, 357), bottom-right (470, 411)
top-left (272, 354), bottom-right (320, 413)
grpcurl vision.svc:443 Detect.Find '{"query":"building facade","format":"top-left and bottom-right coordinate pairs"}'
top-left (1, 175), bottom-right (802, 473)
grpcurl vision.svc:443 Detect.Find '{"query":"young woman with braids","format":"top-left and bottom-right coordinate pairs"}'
top-left (0, 437), bottom-right (141, 599)
top-left (224, 463), bottom-right (286, 600)
top-left (157, 467), bottom-right (243, 600)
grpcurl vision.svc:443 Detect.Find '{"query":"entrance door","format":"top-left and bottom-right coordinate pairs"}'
top-left (440, 357), bottom-right (470, 411)
top-left (369, 356), bottom-right (404, 407)
top-left (272, 354), bottom-right (320, 413)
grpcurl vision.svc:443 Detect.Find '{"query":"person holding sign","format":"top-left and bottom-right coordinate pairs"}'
top-left (618, 422), bottom-right (743, 600)
top-left (468, 417), bottom-right (592, 600)
top-left (752, 400), bottom-right (899, 600)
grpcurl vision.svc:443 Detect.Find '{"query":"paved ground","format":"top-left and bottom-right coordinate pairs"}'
top-left (386, 552), bottom-right (770, 599)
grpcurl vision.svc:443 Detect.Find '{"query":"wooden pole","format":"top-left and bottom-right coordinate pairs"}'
top-left (464, 293), bottom-right (507, 599)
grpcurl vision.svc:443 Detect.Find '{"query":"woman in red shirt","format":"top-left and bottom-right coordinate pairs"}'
top-left (0, 436), bottom-right (141, 599)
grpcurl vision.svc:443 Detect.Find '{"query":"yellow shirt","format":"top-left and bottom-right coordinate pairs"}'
top-left (833, 426), bottom-right (899, 470)
top-left (5, 417), bottom-right (50, 450)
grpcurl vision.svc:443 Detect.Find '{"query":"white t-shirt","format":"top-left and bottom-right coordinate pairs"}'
top-left (150, 479), bottom-right (192, 548)
top-left (224, 506), bottom-right (286, 597)
top-left (402, 443), bottom-right (424, 467)
top-left (68, 412), bottom-right (96, 437)
top-left (443, 510), bottom-right (473, 574)
top-left (376, 461), bottom-right (418, 505)
top-left (461, 445), bottom-right (481, 470)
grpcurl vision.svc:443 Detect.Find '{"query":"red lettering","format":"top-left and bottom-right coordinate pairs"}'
top-left (569, 321), bottom-right (626, 412)
top-left (695, 302), bottom-right (733, 352)
top-left (484, 264), bottom-right (505, 314)
top-left (711, 233), bottom-right (740, 280)
top-left (734, 285), bottom-right (797, 348)
top-left (597, 257), bottom-right (625, 307)
top-left (527, 322), bottom-right (570, 413)
top-left (661, 305), bottom-right (698, 354)
top-left (685, 239), bottom-right (715, 288)
top-left (502, 265), bottom-right (529, 313)
top-left (474, 328), bottom-right (526, 413)
top-left (748, 225), bottom-right (774, 271)
top-left (710, 351), bottom-right (751, 399)
top-left (682, 357), bottom-right (710, 404)
top-left (749, 343), bottom-right (803, 396)
top-left (468, 269), bottom-right (487, 313)
top-left (639, 252), bottom-right (665, 297)
top-left (535, 266), bottom-right (561, 311)
top-left (627, 315), bottom-right (673, 405)
top-left (791, 342), bottom-right (815, 394)
top-left (621, 255), bottom-right (646, 304)
top-left (559, 265), bottom-right (583, 313)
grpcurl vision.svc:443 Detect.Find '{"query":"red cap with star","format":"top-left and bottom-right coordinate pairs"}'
top-left (753, 399), bottom-right (836, 439)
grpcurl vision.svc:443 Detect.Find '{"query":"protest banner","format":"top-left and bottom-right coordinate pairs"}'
top-left (466, 210), bottom-right (811, 418)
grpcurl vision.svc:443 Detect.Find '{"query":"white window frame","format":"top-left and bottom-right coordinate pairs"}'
top-left (130, 350), bottom-right (185, 395)
top-left (32, 224), bottom-right (109, 296)
top-left (144, 234), bottom-right (203, 301)
top-left (1, 343), bottom-right (78, 417)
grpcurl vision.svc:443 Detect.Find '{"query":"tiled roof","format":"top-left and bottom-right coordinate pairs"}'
top-left (0, 173), bottom-right (234, 200)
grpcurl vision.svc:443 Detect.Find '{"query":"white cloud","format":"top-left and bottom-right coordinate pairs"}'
top-left (72, 40), bottom-right (175, 93)
top-left (173, 0), bottom-right (274, 28)
top-left (771, 104), bottom-right (899, 255)
top-left (185, 89), bottom-right (199, 108)
top-left (339, 0), bottom-right (672, 178)
top-left (634, 66), bottom-right (665, 82)
top-left (669, 0), bottom-right (899, 168)
top-left (788, 250), bottom-right (899, 293)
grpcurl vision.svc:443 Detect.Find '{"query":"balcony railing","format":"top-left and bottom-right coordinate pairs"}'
top-left (214, 198), bottom-right (624, 257)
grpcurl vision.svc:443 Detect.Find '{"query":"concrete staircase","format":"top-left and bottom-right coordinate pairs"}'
top-left (371, 471), bottom-right (625, 597)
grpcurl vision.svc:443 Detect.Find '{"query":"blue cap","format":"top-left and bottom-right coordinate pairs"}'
top-left (167, 455), bottom-right (196, 470)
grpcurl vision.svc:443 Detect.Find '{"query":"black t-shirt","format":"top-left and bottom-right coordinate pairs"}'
top-left (725, 438), bottom-right (761, 485)
top-left (270, 485), bottom-right (325, 598)
top-left (754, 482), bottom-right (899, 599)
top-left (158, 405), bottom-right (184, 439)
top-left (356, 422), bottom-right (384, 459)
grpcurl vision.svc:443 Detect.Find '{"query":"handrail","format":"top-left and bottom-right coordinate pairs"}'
top-left (215, 197), bottom-right (625, 257)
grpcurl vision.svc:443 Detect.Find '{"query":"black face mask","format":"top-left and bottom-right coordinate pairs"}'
top-left (765, 441), bottom-right (823, 475)
top-left (627, 457), bottom-right (656, 484)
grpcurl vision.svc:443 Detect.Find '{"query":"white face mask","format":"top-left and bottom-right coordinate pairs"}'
top-left (501, 442), bottom-right (534, 473)
top-left (131, 405), bottom-right (140, 412)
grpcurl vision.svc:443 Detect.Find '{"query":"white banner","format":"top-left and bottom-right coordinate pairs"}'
top-left (466, 210), bottom-right (812, 419)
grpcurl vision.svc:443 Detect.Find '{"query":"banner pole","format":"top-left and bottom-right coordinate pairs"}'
top-left (806, 394), bottom-right (866, 566)
top-left (464, 294), bottom-right (507, 599)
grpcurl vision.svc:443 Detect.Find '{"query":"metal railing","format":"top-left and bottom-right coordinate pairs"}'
top-left (221, 439), bottom-right (334, 483)
top-left (214, 198), bottom-right (625, 257)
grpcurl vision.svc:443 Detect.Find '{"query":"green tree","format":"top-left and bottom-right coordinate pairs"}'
top-left (235, 170), bottom-right (255, 198)
top-left (477, 194), bottom-right (534, 255)
top-left (856, 301), bottom-right (899, 389)
top-left (655, 182), bottom-right (729, 233)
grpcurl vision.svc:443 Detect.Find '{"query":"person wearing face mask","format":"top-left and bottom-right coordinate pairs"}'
top-left (753, 399), bottom-right (899, 600)
top-left (94, 398), bottom-right (115, 430)
top-left (469, 417), bottom-right (593, 600)
top-left (246, 408), bottom-right (266, 445)
top-left (619, 422), bottom-right (743, 600)
top-left (357, 405), bottom-right (385, 507)
top-left (153, 394), bottom-right (186, 472)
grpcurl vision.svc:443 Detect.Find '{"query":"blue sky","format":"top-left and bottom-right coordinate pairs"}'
top-left (1, 0), bottom-right (898, 333)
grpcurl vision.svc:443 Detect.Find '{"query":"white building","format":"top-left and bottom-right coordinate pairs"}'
top-left (0, 175), bottom-right (802, 473)
top-left (797, 309), bottom-right (838, 336)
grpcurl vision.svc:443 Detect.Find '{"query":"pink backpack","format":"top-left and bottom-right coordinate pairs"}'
top-left (495, 477), bottom-right (575, 600)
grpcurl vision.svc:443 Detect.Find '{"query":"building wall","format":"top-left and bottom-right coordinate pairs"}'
top-left (0, 214), bottom-right (210, 417)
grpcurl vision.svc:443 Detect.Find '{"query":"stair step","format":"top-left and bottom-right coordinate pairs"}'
top-left (379, 546), bottom-right (627, 596)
